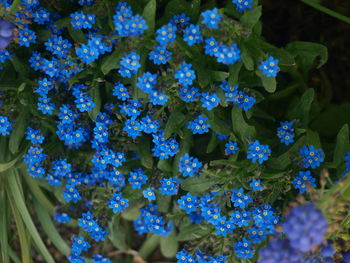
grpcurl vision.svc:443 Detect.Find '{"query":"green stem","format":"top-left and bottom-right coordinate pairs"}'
top-left (300, 0), bottom-right (350, 24)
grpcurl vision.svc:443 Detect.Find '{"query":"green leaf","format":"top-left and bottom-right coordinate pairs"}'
top-left (241, 6), bottom-right (262, 27)
top-left (88, 86), bottom-right (101, 121)
top-left (286, 41), bottom-right (328, 71)
top-left (109, 215), bottom-right (128, 250)
top-left (206, 132), bottom-right (219, 153)
top-left (305, 129), bottom-right (321, 148)
top-left (228, 61), bottom-right (243, 87)
top-left (256, 70), bottom-right (277, 93)
top-left (177, 224), bottom-right (210, 241)
top-left (268, 136), bottom-right (306, 170)
top-left (157, 195), bottom-right (172, 213)
top-left (333, 124), bottom-right (350, 167)
top-left (164, 108), bottom-right (186, 139)
top-left (231, 106), bottom-right (256, 141)
top-left (137, 136), bottom-right (153, 169)
top-left (181, 175), bottom-right (217, 194)
top-left (121, 205), bottom-right (141, 221)
top-left (7, 191), bottom-right (31, 263)
top-left (240, 44), bottom-right (254, 71)
top-left (204, 110), bottom-right (231, 136)
top-left (139, 234), bottom-right (160, 259)
top-left (288, 88), bottom-right (314, 126)
top-left (0, 188), bottom-right (10, 263)
top-left (9, 108), bottom-right (29, 154)
top-left (160, 230), bottom-right (178, 258)
top-left (142, 0), bottom-right (156, 35)
top-left (6, 169), bottom-right (55, 263)
top-left (101, 47), bottom-right (125, 75)
top-left (34, 201), bottom-right (70, 256)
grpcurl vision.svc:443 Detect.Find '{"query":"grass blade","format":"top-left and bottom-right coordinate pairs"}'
top-left (7, 168), bottom-right (55, 263)
top-left (0, 186), bottom-right (10, 263)
top-left (34, 200), bottom-right (70, 256)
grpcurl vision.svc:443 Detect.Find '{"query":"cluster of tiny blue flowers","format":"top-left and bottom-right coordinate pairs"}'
top-left (277, 121), bottom-right (295, 145)
top-left (247, 140), bottom-right (271, 164)
top-left (292, 170), bottom-right (316, 194)
top-left (1, 0), bottom-right (345, 262)
top-left (299, 145), bottom-right (324, 169)
top-left (259, 56), bottom-right (280, 77)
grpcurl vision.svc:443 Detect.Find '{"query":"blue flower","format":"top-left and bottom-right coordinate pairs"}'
top-left (259, 239), bottom-right (305, 263)
top-left (250, 178), bottom-right (263, 191)
top-left (201, 8), bottom-right (222, 29)
top-left (143, 188), bottom-right (156, 201)
top-left (128, 168), bottom-right (147, 189)
top-left (33, 7), bottom-right (50, 24)
top-left (282, 204), bottom-right (327, 252)
top-left (231, 188), bottom-right (252, 209)
top-left (0, 116), bottom-right (12, 135)
top-left (183, 24), bottom-right (202, 46)
top-left (292, 170), bottom-right (316, 194)
top-left (299, 145), bottom-right (324, 169)
top-left (178, 154), bottom-right (203, 177)
top-left (71, 237), bottom-right (90, 256)
top-left (108, 193), bottom-right (129, 213)
top-left (247, 140), bottom-right (271, 164)
top-left (259, 56), bottom-right (280, 77)
top-left (156, 23), bottom-right (177, 45)
top-left (179, 86), bottom-right (200, 102)
top-left (160, 177), bottom-right (181, 195)
top-left (170, 13), bottom-right (190, 28)
top-left (93, 254), bottom-right (111, 263)
top-left (225, 141), bottom-right (239, 155)
top-left (277, 121), bottom-right (295, 145)
top-left (18, 28), bottom-right (36, 47)
top-left (113, 82), bottom-right (130, 101)
top-left (232, 0), bottom-right (253, 12)
top-left (234, 238), bottom-right (254, 259)
top-left (187, 115), bottom-right (210, 134)
top-left (178, 193), bottom-right (199, 213)
top-left (176, 249), bottom-right (196, 263)
top-left (200, 92), bottom-right (220, 110)
top-left (25, 127), bottom-right (44, 144)
top-left (54, 212), bottom-right (71, 223)
top-left (152, 130), bottom-right (179, 160)
top-left (175, 62), bottom-right (196, 86)
top-left (70, 11), bottom-right (96, 29)
top-left (149, 45), bottom-right (172, 65)
top-left (141, 116), bottom-right (159, 134)
top-left (63, 184), bottom-right (82, 203)
top-left (119, 52), bottom-right (141, 78)
top-left (137, 72), bottom-right (157, 94)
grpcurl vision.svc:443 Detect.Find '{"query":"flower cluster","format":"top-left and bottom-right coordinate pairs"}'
top-left (277, 121), bottom-right (295, 145)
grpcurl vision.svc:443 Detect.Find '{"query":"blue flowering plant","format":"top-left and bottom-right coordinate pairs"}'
top-left (0, 0), bottom-right (350, 263)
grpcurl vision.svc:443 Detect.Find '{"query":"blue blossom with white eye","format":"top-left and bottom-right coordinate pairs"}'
top-left (70, 11), bottom-right (96, 29)
top-left (179, 154), bottom-right (203, 177)
top-left (149, 45), bottom-right (172, 65)
top-left (200, 92), bottom-right (220, 110)
top-left (0, 116), bottom-right (12, 136)
top-left (259, 56), bottom-right (280, 77)
top-left (143, 188), bottom-right (156, 201)
top-left (175, 62), bottom-right (196, 86)
top-left (250, 179), bottom-right (263, 191)
top-left (179, 86), bottom-right (200, 102)
top-left (231, 188), bottom-right (252, 209)
top-left (187, 115), bottom-right (210, 134)
top-left (160, 177), bottom-right (181, 195)
top-left (277, 121), bottom-right (295, 145)
top-left (247, 140), bottom-right (271, 164)
top-left (156, 23), bottom-right (177, 45)
top-left (201, 8), bottom-right (222, 29)
top-left (299, 145), bottom-right (324, 169)
top-left (232, 0), bottom-right (253, 12)
top-left (25, 127), bottom-right (44, 144)
top-left (108, 193), bottom-right (129, 213)
top-left (225, 141), bottom-right (239, 155)
top-left (18, 28), bottom-right (36, 47)
top-left (170, 13), bottom-right (190, 27)
top-left (119, 52), bottom-right (141, 78)
top-left (292, 170), bottom-right (316, 194)
top-left (183, 24), bottom-right (202, 46)
top-left (113, 82), bottom-right (130, 101)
